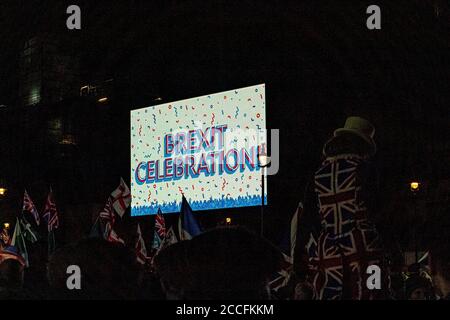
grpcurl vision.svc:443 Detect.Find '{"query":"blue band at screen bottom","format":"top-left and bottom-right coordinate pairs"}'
top-left (131, 194), bottom-right (268, 216)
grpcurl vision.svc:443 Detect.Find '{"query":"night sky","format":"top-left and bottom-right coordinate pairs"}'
top-left (0, 1), bottom-right (449, 247)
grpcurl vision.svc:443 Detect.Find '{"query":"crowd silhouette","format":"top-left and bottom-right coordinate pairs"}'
top-left (0, 117), bottom-right (449, 300)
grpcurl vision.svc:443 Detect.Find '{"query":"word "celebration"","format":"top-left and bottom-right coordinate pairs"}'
top-left (134, 125), bottom-right (265, 185)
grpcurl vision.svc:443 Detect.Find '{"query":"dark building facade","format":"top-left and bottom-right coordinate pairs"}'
top-left (19, 34), bottom-right (80, 107)
top-left (0, 1), bottom-right (449, 252)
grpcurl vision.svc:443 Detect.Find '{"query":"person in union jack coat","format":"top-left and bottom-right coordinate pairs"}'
top-left (299, 116), bottom-right (389, 300)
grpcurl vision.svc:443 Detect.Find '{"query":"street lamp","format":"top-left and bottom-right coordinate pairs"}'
top-left (410, 180), bottom-right (420, 263)
top-left (410, 181), bottom-right (420, 193)
top-left (0, 178), bottom-right (8, 198)
top-left (258, 152), bottom-right (270, 237)
top-left (1, 223), bottom-right (10, 247)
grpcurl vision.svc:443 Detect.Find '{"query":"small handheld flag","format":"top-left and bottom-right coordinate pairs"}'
top-left (23, 190), bottom-right (40, 226)
top-left (152, 208), bottom-right (166, 250)
top-left (11, 217), bottom-right (38, 267)
top-left (157, 226), bottom-right (178, 254)
top-left (0, 245), bottom-right (26, 267)
top-left (178, 195), bottom-right (202, 240)
top-left (98, 197), bottom-right (124, 244)
top-left (43, 188), bottom-right (59, 256)
top-left (42, 189), bottom-right (59, 232)
top-left (269, 201), bottom-right (302, 292)
top-left (110, 178), bottom-right (131, 218)
top-left (135, 224), bottom-right (148, 264)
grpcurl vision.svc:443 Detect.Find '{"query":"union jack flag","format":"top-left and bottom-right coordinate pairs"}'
top-left (110, 178), bottom-right (131, 217)
top-left (152, 209), bottom-right (166, 250)
top-left (99, 197), bottom-right (124, 244)
top-left (306, 228), bottom-right (383, 299)
top-left (23, 190), bottom-right (40, 226)
top-left (99, 197), bottom-right (115, 224)
top-left (269, 253), bottom-right (293, 292)
top-left (0, 228), bottom-right (10, 246)
top-left (151, 226), bottom-right (178, 266)
top-left (42, 189), bottom-right (59, 232)
top-left (269, 202), bottom-right (302, 292)
top-left (307, 155), bottom-right (385, 300)
top-left (0, 246), bottom-right (26, 267)
top-left (314, 156), bottom-right (367, 236)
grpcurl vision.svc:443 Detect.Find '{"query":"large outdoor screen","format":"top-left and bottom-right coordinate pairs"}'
top-left (130, 84), bottom-right (267, 215)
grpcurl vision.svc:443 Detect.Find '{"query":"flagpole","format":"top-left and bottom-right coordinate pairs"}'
top-left (258, 153), bottom-right (269, 238)
top-left (410, 181), bottom-right (420, 264)
top-left (260, 166), bottom-right (265, 237)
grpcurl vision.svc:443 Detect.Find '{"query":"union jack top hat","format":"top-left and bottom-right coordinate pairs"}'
top-left (323, 116), bottom-right (376, 156)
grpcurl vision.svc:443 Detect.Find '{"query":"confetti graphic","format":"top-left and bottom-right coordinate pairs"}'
top-left (130, 84), bottom-right (267, 215)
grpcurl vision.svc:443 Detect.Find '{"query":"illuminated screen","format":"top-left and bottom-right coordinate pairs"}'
top-left (130, 84), bottom-right (267, 215)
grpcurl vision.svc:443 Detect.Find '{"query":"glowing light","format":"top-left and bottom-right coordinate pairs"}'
top-left (226, 217), bottom-right (232, 224)
top-left (0, 188), bottom-right (6, 196)
top-left (258, 154), bottom-right (271, 168)
top-left (29, 86), bottom-right (41, 105)
top-left (98, 97), bottom-right (108, 103)
top-left (60, 134), bottom-right (77, 146)
top-left (3, 223), bottom-right (9, 229)
top-left (410, 182), bottom-right (420, 192)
